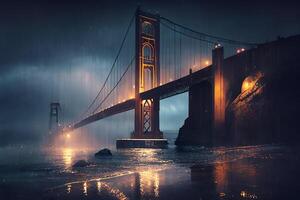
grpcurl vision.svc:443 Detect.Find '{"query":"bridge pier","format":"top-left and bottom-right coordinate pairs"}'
top-left (175, 81), bottom-right (213, 146)
top-left (176, 46), bottom-right (226, 146)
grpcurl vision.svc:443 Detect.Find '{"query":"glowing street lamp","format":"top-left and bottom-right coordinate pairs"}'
top-left (204, 60), bottom-right (210, 66)
top-left (215, 43), bottom-right (222, 49)
top-left (237, 48), bottom-right (245, 54)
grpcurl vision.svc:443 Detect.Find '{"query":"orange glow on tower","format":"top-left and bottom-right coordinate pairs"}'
top-left (213, 46), bottom-right (226, 135)
top-left (134, 8), bottom-right (162, 138)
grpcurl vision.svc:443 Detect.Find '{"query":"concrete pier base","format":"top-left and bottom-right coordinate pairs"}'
top-left (116, 139), bottom-right (168, 149)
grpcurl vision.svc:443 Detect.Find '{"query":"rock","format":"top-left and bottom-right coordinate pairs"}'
top-left (72, 160), bottom-right (90, 168)
top-left (95, 148), bottom-right (112, 157)
top-left (228, 73), bottom-right (270, 145)
top-left (175, 116), bottom-right (212, 146)
top-left (175, 81), bottom-right (213, 147)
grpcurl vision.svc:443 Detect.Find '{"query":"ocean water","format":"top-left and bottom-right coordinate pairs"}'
top-left (0, 143), bottom-right (299, 200)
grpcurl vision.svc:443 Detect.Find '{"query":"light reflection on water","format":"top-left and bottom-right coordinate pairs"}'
top-left (139, 170), bottom-right (160, 198)
top-left (101, 182), bottom-right (128, 200)
top-left (66, 183), bottom-right (71, 194)
top-left (133, 148), bottom-right (163, 164)
top-left (83, 181), bottom-right (88, 196)
top-left (1, 144), bottom-right (299, 199)
top-left (63, 169), bottom-right (161, 200)
top-left (213, 161), bottom-right (260, 200)
top-left (62, 148), bottom-right (73, 169)
top-left (97, 180), bottom-right (101, 193)
top-left (45, 145), bottom-right (299, 200)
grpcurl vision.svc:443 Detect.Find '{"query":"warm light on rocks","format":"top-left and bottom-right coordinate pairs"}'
top-left (241, 71), bottom-right (263, 93)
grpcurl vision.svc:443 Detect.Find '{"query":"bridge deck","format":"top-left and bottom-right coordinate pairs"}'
top-left (141, 66), bottom-right (212, 100)
top-left (73, 66), bottom-right (212, 129)
top-left (73, 99), bottom-right (135, 129)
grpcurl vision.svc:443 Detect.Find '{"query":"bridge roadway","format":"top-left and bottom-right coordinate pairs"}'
top-left (72, 65), bottom-right (212, 129)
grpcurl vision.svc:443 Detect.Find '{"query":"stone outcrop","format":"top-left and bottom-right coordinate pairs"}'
top-left (95, 148), bottom-right (112, 157)
top-left (175, 116), bottom-right (212, 146)
top-left (228, 67), bottom-right (300, 145)
top-left (175, 81), bottom-right (212, 146)
top-left (72, 160), bottom-right (90, 168)
top-left (227, 72), bottom-right (271, 145)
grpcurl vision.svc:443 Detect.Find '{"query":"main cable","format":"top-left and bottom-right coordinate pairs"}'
top-left (91, 56), bottom-right (135, 115)
top-left (160, 16), bottom-right (258, 47)
top-left (79, 13), bottom-right (136, 119)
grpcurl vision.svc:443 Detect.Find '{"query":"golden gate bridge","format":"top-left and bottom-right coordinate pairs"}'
top-left (50, 8), bottom-right (298, 147)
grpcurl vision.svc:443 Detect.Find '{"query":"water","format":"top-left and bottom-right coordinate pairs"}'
top-left (0, 144), bottom-right (300, 199)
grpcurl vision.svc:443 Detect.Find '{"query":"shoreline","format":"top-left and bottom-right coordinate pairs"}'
top-left (44, 148), bottom-right (300, 200)
top-left (1, 145), bottom-right (300, 200)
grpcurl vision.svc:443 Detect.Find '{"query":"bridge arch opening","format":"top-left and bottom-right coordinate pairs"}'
top-left (175, 81), bottom-right (213, 146)
top-left (142, 43), bottom-right (155, 91)
top-left (160, 92), bottom-right (188, 143)
top-left (144, 67), bottom-right (153, 91)
top-left (142, 43), bottom-right (154, 62)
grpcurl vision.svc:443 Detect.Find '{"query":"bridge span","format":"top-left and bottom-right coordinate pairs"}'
top-left (59, 8), bottom-right (300, 146)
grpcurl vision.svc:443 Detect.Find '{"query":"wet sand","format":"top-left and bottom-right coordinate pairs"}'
top-left (43, 147), bottom-right (300, 200)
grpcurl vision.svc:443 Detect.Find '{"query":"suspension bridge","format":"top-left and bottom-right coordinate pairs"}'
top-left (54, 8), bottom-right (299, 147)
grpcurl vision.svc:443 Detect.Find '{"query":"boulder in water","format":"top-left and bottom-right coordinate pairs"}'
top-left (72, 160), bottom-right (90, 168)
top-left (95, 148), bottom-right (112, 157)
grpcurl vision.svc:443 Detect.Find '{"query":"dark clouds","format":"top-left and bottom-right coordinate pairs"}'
top-left (0, 1), bottom-right (134, 72)
top-left (0, 0), bottom-right (300, 146)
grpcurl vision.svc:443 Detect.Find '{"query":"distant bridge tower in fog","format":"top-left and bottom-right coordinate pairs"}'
top-left (49, 102), bottom-right (61, 133)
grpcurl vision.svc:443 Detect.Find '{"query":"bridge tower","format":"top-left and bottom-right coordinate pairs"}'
top-left (133, 9), bottom-right (163, 139)
top-left (49, 102), bottom-right (61, 133)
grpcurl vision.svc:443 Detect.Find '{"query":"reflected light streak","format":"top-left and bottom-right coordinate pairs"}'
top-left (100, 182), bottom-right (128, 200)
top-left (66, 184), bottom-right (71, 194)
top-left (62, 148), bottom-right (73, 168)
top-left (154, 173), bottom-right (159, 197)
top-left (241, 191), bottom-right (246, 197)
top-left (214, 163), bottom-right (228, 194)
top-left (83, 181), bottom-right (88, 196)
top-left (240, 190), bottom-right (258, 199)
top-left (97, 181), bottom-right (101, 193)
top-left (139, 170), bottom-right (160, 198)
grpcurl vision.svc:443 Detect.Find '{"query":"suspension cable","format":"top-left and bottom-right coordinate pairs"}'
top-left (91, 56), bottom-right (135, 114)
top-left (160, 16), bottom-right (258, 46)
top-left (80, 13), bottom-right (136, 118)
top-left (161, 21), bottom-right (216, 44)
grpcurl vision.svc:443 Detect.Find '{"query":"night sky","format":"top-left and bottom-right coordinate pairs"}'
top-left (1, 0), bottom-right (300, 146)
